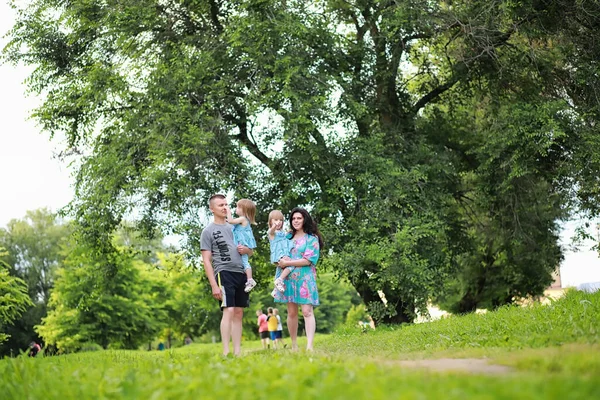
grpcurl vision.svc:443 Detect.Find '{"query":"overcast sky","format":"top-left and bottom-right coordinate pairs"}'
top-left (1, 2), bottom-right (599, 286)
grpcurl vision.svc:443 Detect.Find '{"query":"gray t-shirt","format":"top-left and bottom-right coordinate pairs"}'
top-left (200, 222), bottom-right (245, 275)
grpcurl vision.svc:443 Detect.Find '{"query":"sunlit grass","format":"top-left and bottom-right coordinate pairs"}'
top-left (1, 290), bottom-right (599, 399)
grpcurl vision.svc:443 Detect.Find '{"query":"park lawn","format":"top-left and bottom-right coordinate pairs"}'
top-left (1, 290), bottom-right (599, 400)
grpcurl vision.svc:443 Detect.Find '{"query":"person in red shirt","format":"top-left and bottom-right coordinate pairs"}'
top-left (29, 342), bottom-right (41, 357)
top-left (256, 309), bottom-right (269, 349)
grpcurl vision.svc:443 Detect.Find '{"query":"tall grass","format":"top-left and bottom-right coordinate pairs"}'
top-left (321, 289), bottom-right (600, 357)
top-left (1, 289), bottom-right (599, 400)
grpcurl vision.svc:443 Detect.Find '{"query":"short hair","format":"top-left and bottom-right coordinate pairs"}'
top-left (267, 307), bottom-right (273, 314)
top-left (268, 210), bottom-right (285, 228)
top-left (208, 194), bottom-right (226, 207)
top-left (237, 199), bottom-right (257, 225)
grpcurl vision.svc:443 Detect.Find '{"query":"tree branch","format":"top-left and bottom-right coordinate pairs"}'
top-left (412, 77), bottom-right (460, 112)
top-left (223, 104), bottom-right (272, 167)
top-left (208, 0), bottom-right (223, 33)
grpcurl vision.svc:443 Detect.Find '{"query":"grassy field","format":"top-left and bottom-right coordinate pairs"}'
top-left (1, 289), bottom-right (599, 399)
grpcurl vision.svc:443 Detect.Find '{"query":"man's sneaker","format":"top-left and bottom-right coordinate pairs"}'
top-left (274, 277), bottom-right (285, 292)
top-left (244, 278), bottom-right (257, 293)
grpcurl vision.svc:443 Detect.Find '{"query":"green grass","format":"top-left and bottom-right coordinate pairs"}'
top-left (1, 290), bottom-right (600, 399)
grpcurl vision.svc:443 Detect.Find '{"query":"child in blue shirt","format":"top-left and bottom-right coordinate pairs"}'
top-left (267, 210), bottom-right (294, 294)
top-left (227, 199), bottom-right (258, 292)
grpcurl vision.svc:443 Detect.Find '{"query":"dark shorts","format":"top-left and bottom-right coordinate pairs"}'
top-left (269, 331), bottom-right (282, 340)
top-left (217, 270), bottom-right (249, 310)
top-left (260, 331), bottom-right (270, 339)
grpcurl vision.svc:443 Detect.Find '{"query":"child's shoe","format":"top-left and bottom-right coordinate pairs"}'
top-left (274, 277), bottom-right (285, 292)
top-left (244, 278), bottom-right (257, 293)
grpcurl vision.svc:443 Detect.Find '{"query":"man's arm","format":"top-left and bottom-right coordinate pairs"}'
top-left (201, 250), bottom-right (222, 301)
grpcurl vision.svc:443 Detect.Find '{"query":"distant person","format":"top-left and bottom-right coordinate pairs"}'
top-left (273, 207), bottom-right (323, 351)
top-left (201, 194), bottom-right (254, 357)
top-left (273, 308), bottom-right (285, 348)
top-left (157, 342), bottom-right (165, 351)
top-left (227, 198), bottom-right (258, 292)
top-left (267, 307), bottom-right (279, 349)
top-left (256, 309), bottom-right (270, 349)
top-left (28, 341), bottom-right (41, 357)
top-left (184, 336), bottom-right (192, 345)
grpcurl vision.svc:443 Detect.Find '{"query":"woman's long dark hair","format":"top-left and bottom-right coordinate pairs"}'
top-left (289, 207), bottom-right (324, 250)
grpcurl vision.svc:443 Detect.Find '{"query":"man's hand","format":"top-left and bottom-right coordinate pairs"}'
top-left (211, 284), bottom-right (223, 301)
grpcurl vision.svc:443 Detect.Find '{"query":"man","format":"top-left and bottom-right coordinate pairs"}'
top-left (201, 194), bottom-right (253, 356)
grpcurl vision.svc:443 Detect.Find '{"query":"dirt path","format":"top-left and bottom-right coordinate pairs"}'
top-left (389, 358), bottom-right (513, 375)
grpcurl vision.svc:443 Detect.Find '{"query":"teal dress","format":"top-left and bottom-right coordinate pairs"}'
top-left (273, 233), bottom-right (320, 306)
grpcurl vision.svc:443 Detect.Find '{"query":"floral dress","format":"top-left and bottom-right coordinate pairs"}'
top-left (273, 233), bottom-right (320, 306)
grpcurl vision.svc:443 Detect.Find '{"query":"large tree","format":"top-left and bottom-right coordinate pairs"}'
top-left (4, 0), bottom-right (600, 322)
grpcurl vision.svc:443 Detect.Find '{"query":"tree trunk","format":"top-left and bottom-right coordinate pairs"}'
top-left (353, 278), bottom-right (416, 324)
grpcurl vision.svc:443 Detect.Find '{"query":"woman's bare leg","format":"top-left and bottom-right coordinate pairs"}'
top-left (302, 304), bottom-right (315, 351)
top-left (287, 303), bottom-right (299, 350)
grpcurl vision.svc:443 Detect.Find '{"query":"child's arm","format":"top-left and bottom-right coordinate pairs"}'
top-left (267, 225), bottom-right (277, 241)
top-left (228, 216), bottom-right (247, 225)
top-left (267, 221), bottom-right (283, 241)
top-left (226, 207), bottom-right (247, 226)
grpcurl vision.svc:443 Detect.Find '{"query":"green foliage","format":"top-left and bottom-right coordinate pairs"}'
top-left (4, 1), bottom-right (600, 323)
top-left (425, 95), bottom-right (568, 312)
top-left (36, 240), bottom-right (169, 352)
top-left (344, 303), bottom-right (370, 327)
top-left (154, 252), bottom-right (221, 341)
top-left (0, 250), bottom-right (33, 345)
top-left (0, 209), bottom-right (72, 355)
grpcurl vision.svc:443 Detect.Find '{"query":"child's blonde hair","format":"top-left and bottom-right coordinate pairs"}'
top-left (268, 210), bottom-right (285, 229)
top-left (237, 199), bottom-right (257, 225)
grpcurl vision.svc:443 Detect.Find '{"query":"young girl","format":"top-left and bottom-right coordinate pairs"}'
top-left (227, 199), bottom-right (258, 292)
top-left (267, 210), bottom-right (293, 293)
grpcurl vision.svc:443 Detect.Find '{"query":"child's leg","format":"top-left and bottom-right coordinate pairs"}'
top-left (275, 267), bottom-right (294, 292)
top-left (242, 255), bottom-right (256, 292)
top-left (242, 254), bottom-right (253, 280)
top-left (279, 267), bottom-right (291, 280)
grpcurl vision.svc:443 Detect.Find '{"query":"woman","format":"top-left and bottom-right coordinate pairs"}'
top-left (273, 207), bottom-right (323, 351)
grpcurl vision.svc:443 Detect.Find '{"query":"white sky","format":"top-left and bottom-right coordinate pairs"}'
top-left (1, 3), bottom-right (599, 287)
